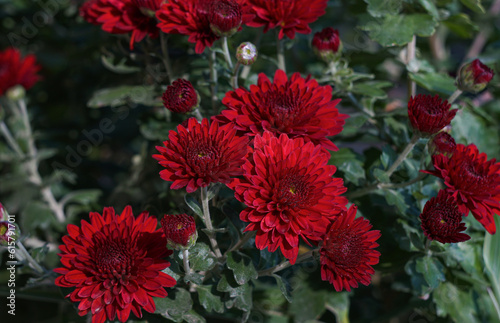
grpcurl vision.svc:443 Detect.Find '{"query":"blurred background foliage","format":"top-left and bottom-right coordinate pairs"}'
top-left (0, 0), bottom-right (499, 322)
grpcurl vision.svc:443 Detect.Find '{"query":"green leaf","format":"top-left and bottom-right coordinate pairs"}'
top-left (415, 256), bottom-right (446, 289)
top-left (409, 232), bottom-right (425, 250)
top-left (197, 285), bottom-right (225, 313)
top-left (443, 14), bottom-right (479, 39)
top-left (364, 0), bottom-right (402, 17)
top-left (289, 272), bottom-right (327, 321)
top-left (272, 274), bottom-right (292, 303)
top-left (373, 168), bottom-right (390, 183)
top-left (60, 189), bottom-right (101, 207)
top-left (350, 81), bottom-right (392, 99)
top-left (184, 194), bottom-right (204, 217)
top-left (217, 272), bottom-right (253, 311)
top-left (189, 243), bottom-right (217, 271)
top-left (484, 216), bottom-right (500, 318)
top-left (383, 189), bottom-right (408, 214)
top-left (154, 288), bottom-right (193, 322)
top-left (101, 55), bottom-right (140, 74)
top-left (182, 310), bottom-right (207, 323)
top-left (409, 72), bottom-right (457, 95)
top-left (325, 292), bottom-right (350, 323)
top-left (139, 118), bottom-right (178, 141)
top-left (404, 258), bottom-right (430, 295)
top-left (433, 283), bottom-right (479, 322)
top-left (184, 272), bottom-right (204, 285)
top-left (418, 0), bottom-right (439, 18)
top-left (226, 251), bottom-right (258, 285)
top-left (460, 0), bottom-right (485, 13)
top-left (360, 14), bottom-right (437, 47)
top-left (22, 201), bottom-right (63, 231)
top-left (87, 85), bottom-right (157, 108)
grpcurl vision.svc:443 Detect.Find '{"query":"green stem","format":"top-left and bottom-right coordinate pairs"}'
top-left (209, 50), bottom-right (218, 114)
top-left (201, 187), bottom-right (223, 259)
top-left (407, 35), bottom-right (417, 100)
top-left (258, 249), bottom-right (317, 277)
top-left (16, 241), bottom-right (44, 275)
top-left (385, 134), bottom-right (420, 179)
top-left (276, 32), bottom-right (286, 72)
top-left (226, 231), bottom-right (255, 255)
top-left (347, 92), bottom-right (375, 117)
top-left (222, 37), bottom-right (233, 70)
top-left (346, 173), bottom-right (427, 200)
top-left (182, 249), bottom-right (191, 274)
top-left (487, 287), bottom-right (500, 319)
top-left (192, 109), bottom-right (204, 122)
top-left (448, 89), bottom-right (463, 105)
top-left (0, 121), bottom-right (24, 158)
top-left (231, 61), bottom-right (241, 89)
top-left (160, 33), bottom-right (174, 84)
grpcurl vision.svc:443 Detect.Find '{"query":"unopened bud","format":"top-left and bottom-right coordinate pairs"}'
top-left (236, 42), bottom-right (258, 66)
top-left (457, 59), bottom-right (494, 93)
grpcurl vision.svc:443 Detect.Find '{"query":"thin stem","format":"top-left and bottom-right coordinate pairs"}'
top-left (346, 172), bottom-right (427, 200)
top-left (226, 231), bottom-right (255, 255)
top-left (448, 89), bottom-right (463, 105)
top-left (385, 134), bottom-right (420, 179)
top-left (17, 98), bottom-right (65, 223)
top-left (222, 37), bottom-right (233, 70)
top-left (182, 249), bottom-right (191, 274)
top-left (276, 32), bottom-right (286, 72)
top-left (487, 287), bottom-right (500, 319)
top-left (201, 187), bottom-right (223, 259)
top-left (209, 50), bottom-right (218, 114)
top-left (347, 92), bottom-right (375, 117)
top-left (231, 61), bottom-right (241, 89)
top-left (16, 241), bottom-right (44, 275)
top-left (407, 36), bottom-right (417, 100)
top-left (192, 109), bottom-right (204, 122)
top-left (0, 121), bottom-right (24, 158)
top-left (258, 249), bottom-right (317, 277)
top-left (464, 0), bottom-right (500, 61)
top-left (160, 33), bottom-right (174, 85)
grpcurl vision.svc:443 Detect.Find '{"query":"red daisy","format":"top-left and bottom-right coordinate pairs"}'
top-left (320, 205), bottom-right (381, 292)
top-left (80, 0), bottom-right (162, 49)
top-left (231, 131), bottom-right (348, 264)
top-left (157, 0), bottom-right (253, 54)
top-left (407, 94), bottom-right (457, 136)
top-left (420, 190), bottom-right (470, 243)
top-left (246, 0), bottom-right (328, 39)
top-left (422, 144), bottom-right (500, 234)
top-left (153, 118), bottom-right (249, 193)
top-left (54, 206), bottom-right (176, 323)
top-left (214, 69), bottom-right (347, 151)
top-left (0, 48), bottom-right (40, 96)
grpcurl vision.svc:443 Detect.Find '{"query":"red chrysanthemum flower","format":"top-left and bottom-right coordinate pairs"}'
top-left (319, 205), bottom-right (381, 292)
top-left (157, 0), bottom-right (252, 54)
top-left (422, 143), bottom-right (500, 234)
top-left (407, 94), bottom-right (457, 136)
top-left (231, 132), bottom-right (348, 264)
top-left (458, 59), bottom-right (495, 93)
top-left (54, 206), bottom-right (176, 323)
top-left (162, 79), bottom-right (200, 114)
top-left (430, 132), bottom-right (456, 156)
top-left (209, 0), bottom-right (242, 37)
top-left (161, 214), bottom-right (198, 249)
top-left (312, 27), bottom-right (342, 62)
top-left (246, 0), bottom-right (327, 39)
top-left (153, 118), bottom-right (249, 193)
top-left (214, 69), bottom-right (347, 151)
top-left (80, 0), bottom-right (162, 49)
top-left (0, 48), bottom-right (40, 96)
top-left (420, 190), bottom-right (470, 243)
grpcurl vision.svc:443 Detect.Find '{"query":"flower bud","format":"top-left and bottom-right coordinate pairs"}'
top-left (407, 94), bottom-right (457, 137)
top-left (161, 214), bottom-right (197, 250)
top-left (312, 27), bottom-right (342, 62)
top-left (0, 203), bottom-right (6, 221)
top-left (236, 42), bottom-right (258, 66)
top-left (162, 79), bottom-right (200, 114)
top-left (457, 59), bottom-right (494, 93)
top-left (6, 85), bottom-right (26, 101)
top-left (430, 132), bottom-right (456, 157)
top-left (209, 0), bottom-right (242, 37)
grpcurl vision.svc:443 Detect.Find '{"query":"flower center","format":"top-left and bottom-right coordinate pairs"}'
top-left (95, 239), bottom-right (135, 279)
top-left (276, 173), bottom-right (310, 209)
top-left (324, 229), bottom-right (364, 268)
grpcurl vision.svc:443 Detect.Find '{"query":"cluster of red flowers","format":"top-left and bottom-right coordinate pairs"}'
top-left (80, 0), bottom-right (328, 52)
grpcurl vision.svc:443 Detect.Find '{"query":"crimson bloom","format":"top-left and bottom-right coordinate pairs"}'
top-left (162, 79), bottom-right (199, 114)
top-left (153, 118), bottom-right (249, 193)
top-left (54, 206), bottom-right (176, 323)
top-left (420, 190), bottom-right (470, 243)
top-left (407, 94), bottom-right (457, 136)
top-left (319, 205), bottom-right (381, 292)
top-left (458, 59), bottom-right (495, 93)
top-left (214, 69), bottom-right (347, 151)
top-left (312, 27), bottom-right (342, 62)
top-left (231, 132), bottom-right (348, 264)
top-left (422, 144), bottom-right (500, 234)
top-left (246, 0), bottom-right (327, 39)
top-left (0, 48), bottom-right (40, 96)
top-left (161, 214), bottom-right (198, 250)
top-left (80, 0), bottom-right (162, 49)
